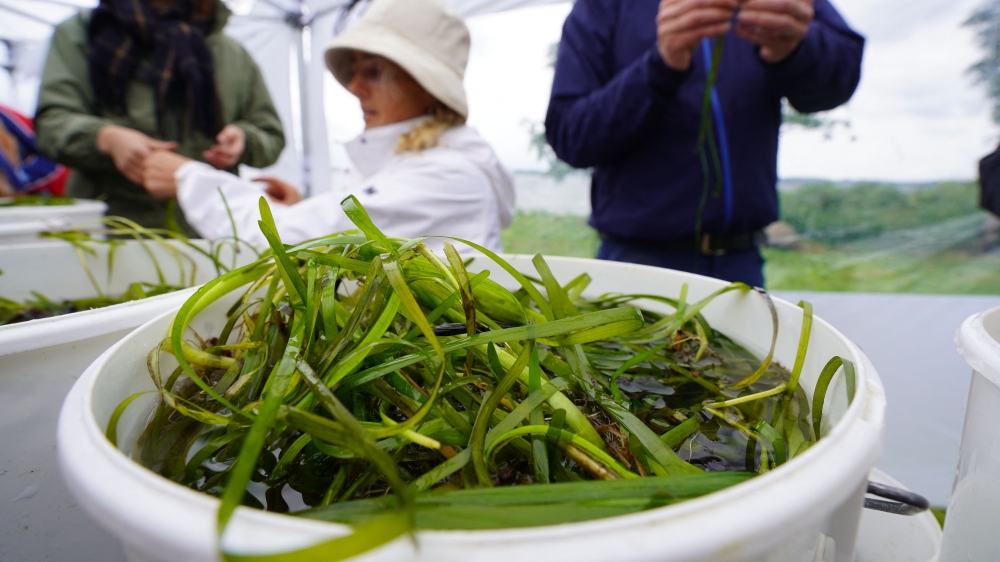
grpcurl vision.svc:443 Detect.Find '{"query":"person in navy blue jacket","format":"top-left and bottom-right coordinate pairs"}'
top-left (545, 0), bottom-right (864, 286)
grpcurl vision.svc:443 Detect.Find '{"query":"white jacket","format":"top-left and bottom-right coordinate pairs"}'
top-left (175, 117), bottom-right (516, 252)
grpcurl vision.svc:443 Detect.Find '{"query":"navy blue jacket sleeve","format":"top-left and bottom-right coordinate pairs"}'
top-left (544, 0), bottom-right (690, 169)
top-left (767, 0), bottom-right (865, 113)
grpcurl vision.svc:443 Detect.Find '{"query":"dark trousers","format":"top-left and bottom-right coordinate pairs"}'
top-left (596, 238), bottom-right (766, 288)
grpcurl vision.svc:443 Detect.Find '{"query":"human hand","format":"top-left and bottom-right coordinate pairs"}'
top-left (255, 176), bottom-right (303, 206)
top-left (142, 150), bottom-right (193, 200)
top-left (656, 0), bottom-right (740, 71)
top-left (95, 125), bottom-right (177, 184)
top-left (736, 0), bottom-right (814, 63)
top-left (203, 125), bottom-right (246, 169)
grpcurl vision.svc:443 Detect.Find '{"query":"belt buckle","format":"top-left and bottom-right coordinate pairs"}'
top-left (700, 233), bottom-right (727, 256)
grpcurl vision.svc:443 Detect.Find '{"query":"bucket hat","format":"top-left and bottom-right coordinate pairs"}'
top-left (325, 0), bottom-right (470, 119)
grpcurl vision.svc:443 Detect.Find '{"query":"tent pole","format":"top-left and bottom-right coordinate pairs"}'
top-left (296, 0), bottom-right (313, 198)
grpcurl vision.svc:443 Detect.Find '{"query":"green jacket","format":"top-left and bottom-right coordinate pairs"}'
top-left (35, 2), bottom-right (285, 233)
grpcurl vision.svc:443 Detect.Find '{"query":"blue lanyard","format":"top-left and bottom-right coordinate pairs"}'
top-left (701, 38), bottom-right (734, 232)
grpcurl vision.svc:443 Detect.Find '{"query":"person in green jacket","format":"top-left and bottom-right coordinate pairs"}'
top-left (34, 0), bottom-right (285, 234)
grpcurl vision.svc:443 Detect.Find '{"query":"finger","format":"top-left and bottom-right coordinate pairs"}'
top-left (659, 9), bottom-right (734, 36)
top-left (738, 0), bottom-right (813, 24)
top-left (661, 21), bottom-right (732, 48)
top-left (123, 163), bottom-right (144, 185)
top-left (659, 5), bottom-right (735, 29)
top-left (659, 0), bottom-right (738, 20)
top-left (737, 10), bottom-right (807, 38)
top-left (264, 185), bottom-right (284, 200)
top-left (147, 141), bottom-right (178, 152)
top-left (216, 134), bottom-right (235, 148)
top-left (735, 22), bottom-right (785, 42)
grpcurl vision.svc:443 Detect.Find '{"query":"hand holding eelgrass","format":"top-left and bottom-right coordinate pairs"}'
top-left (656, 0), bottom-right (815, 71)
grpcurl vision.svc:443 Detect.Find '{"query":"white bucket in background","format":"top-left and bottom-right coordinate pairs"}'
top-left (0, 198), bottom-right (107, 244)
top-left (58, 256), bottom-right (887, 562)
top-left (0, 239), bottom-right (252, 562)
top-left (942, 307), bottom-right (1000, 561)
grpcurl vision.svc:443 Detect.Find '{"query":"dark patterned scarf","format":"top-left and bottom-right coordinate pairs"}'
top-left (88, 0), bottom-right (223, 139)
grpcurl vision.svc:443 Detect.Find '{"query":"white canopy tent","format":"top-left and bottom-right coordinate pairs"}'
top-left (0, 0), bottom-right (565, 196)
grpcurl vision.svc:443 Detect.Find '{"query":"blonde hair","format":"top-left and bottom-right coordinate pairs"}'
top-left (396, 104), bottom-right (465, 154)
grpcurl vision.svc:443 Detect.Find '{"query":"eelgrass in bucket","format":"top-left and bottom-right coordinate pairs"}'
top-left (0, 216), bottom-right (247, 326)
top-left (110, 197), bottom-right (855, 561)
top-left (0, 194), bottom-right (76, 206)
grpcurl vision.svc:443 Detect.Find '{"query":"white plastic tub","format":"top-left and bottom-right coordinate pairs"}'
top-left (0, 239), bottom-right (250, 562)
top-left (942, 307), bottom-right (1000, 561)
top-left (58, 256), bottom-right (886, 562)
top-left (0, 198), bottom-right (107, 244)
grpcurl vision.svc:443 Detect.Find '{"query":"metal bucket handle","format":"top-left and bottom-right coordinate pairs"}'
top-left (863, 481), bottom-right (930, 516)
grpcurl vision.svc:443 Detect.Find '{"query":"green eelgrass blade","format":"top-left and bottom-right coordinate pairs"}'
top-left (105, 391), bottom-right (153, 447)
top-left (303, 473), bottom-right (755, 529)
top-left (321, 291), bottom-right (401, 389)
top-left (218, 314), bottom-right (305, 534)
top-left (528, 347), bottom-right (549, 484)
top-left (444, 242), bottom-right (477, 377)
top-left (431, 236), bottom-right (554, 321)
top-left (674, 284), bottom-right (688, 337)
top-left (222, 510), bottom-right (410, 562)
top-left (532, 254), bottom-right (578, 319)
top-left (728, 289), bottom-right (778, 390)
top-left (557, 318), bottom-right (645, 346)
top-left (340, 195), bottom-right (398, 259)
top-left (811, 356), bottom-right (856, 438)
top-left (303, 261), bottom-right (319, 355)
top-left (787, 301), bottom-right (814, 393)
top-left (170, 261), bottom-right (273, 417)
top-left (470, 342), bottom-right (534, 486)
top-left (296, 251), bottom-right (370, 274)
top-left (269, 433), bottom-right (313, 484)
top-left (320, 268), bottom-right (341, 340)
top-left (383, 258), bottom-right (443, 362)
top-left (316, 258), bottom-right (386, 378)
top-left (185, 430), bottom-right (246, 481)
top-left (752, 420), bottom-right (787, 465)
top-left (340, 306), bottom-right (643, 391)
top-left (412, 378), bottom-right (569, 491)
top-left (257, 218), bottom-right (306, 304)
top-left (219, 187), bottom-right (239, 270)
top-left (661, 416), bottom-right (701, 449)
top-left (375, 257), bottom-right (450, 438)
top-left (609, 342), bottom-right (669, 403)
top-left (563, 272), bottom-right (591, 302)
top-left (486, 425), bottom-right (639, 480)
top-left (294, 361), bottom-right (413, 506)
top-left (600, 399), bottom-right (701, 476)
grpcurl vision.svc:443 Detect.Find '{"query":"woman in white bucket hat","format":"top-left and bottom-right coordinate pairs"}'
top-left (140, 0), bottom-right (515, 252)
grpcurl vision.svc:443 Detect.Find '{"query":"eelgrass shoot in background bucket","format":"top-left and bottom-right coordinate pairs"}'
top-left (109, 196), bottom-right (857, 561)
top-left (0, 216), bottom-right (250, 326)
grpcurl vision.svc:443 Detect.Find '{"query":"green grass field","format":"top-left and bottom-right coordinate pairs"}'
top-left (501, 211), bottom-right (1000, 295)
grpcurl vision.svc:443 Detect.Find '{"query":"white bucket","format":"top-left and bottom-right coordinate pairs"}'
top-left (58, 256), bottom-right (886, 562)
top-left (0, 239), bottom-right (251, 562)
top-left (942, 307), bottom-right (1000, 561)
top-left (0, 198), bottom-right (107, 244)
